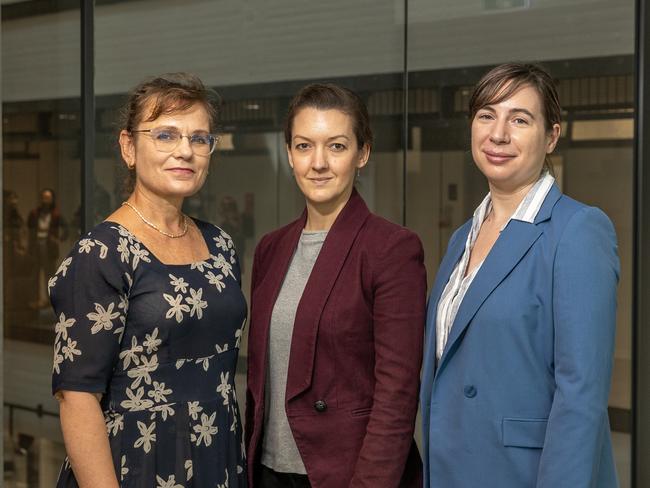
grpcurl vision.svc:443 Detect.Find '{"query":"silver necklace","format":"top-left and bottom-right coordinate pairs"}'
top-left (122, 201), bottom-right (188, 238)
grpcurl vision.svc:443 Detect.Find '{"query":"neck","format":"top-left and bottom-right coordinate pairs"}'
top-left (129, 187), bottom-right (185, 230)
top-left (304, 190), bottom-right (352, 231)
top-left (487, 178), bottom-right (538, 223)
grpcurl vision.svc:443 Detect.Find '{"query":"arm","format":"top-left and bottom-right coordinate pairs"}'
top-left (350, 229), bottom-right (427, 487)
top-left (58, 391), bottom-right (119, 488)
top-left (537, 207), bottom-right (620, 487)
top-left (51, 233), bottom-right (128, 484)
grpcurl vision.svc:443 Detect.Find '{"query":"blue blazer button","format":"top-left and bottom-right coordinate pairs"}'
top-left (464, 385), bottom-right (477, 398)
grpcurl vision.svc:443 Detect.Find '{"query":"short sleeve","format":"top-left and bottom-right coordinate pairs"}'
top-left (50, 232), bottom-right (131, 396)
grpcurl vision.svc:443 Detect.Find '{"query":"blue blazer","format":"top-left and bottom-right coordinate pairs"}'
top-left (421, 184), bottom-right (620, 488)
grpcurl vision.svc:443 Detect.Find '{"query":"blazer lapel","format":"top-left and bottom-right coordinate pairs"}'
top-left (436, 184), bottom-right (562, 373)
top-left (421, 222), bottom-right (470, 396)
top-left (285, 189), bottom-right (371, 401)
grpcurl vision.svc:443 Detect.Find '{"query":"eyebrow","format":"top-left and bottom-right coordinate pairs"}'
top-left (292, 134), bottom-right (351, 142)
top-left (481, 106), bottom-right (536, 120)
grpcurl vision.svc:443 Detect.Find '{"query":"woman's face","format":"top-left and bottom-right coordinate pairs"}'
top-left (471, 84), bottom-right (560, 192)
top-left (120, 102), bottom-right (212, 201)
top-left (287, 107), bottom-right (369, 212)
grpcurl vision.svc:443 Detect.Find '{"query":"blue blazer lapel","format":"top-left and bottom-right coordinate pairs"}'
top-left (436, 184), bottom-right (562, 373)
top-left (421, 221), bottom-right (470, 400)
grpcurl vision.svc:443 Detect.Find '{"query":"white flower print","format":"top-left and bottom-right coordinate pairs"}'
top-left (185, 287), bottom-right (207, 319)
top-left (54, 313), bottom-right (76, 342)
top-left (112, 225), bottom-right (135, 243)
top-left (216, 372), bottom-right (231, 406)
top-left (143, 328), bottom-right (162, 354)
top-left (55, 256), bottom-right (72, 277)
top-left (134, 420), bottom-right (156, 453)
top-left (105, 412), bottom-right (124, 436)
top-left (190, 260), bottom-right (212, 273)
top-left (156, 474), bottom-right (183, 488)
top-left (196, 357), bottom-right (210, 372)
top-left (118, 294), bottom-right (129, 316)
top-left (215, 343), bottom-right (229, 354)
top-left (150, 403), bottom-right (175, 422)
top-left (125, 272), bottom-right (133, 290)
top-left (205, 271), bottom-right (226, 292)
top-left (120, 387), bottom-right (154, 411)
top-left (214, 235), bottom-right (229, 252)
top-left (185, 459), bottom-right (193, 481)
top-left (47, 275), bottom-right (57, 295)
top-left (117, 237), bottom-right (130, 263)
top-left (62, 338), bottom-right (81, 361)
top-left (217, 469), bottom-right (230, 488)
top-left (192, 412), bottom-right (218, 447)
top-left (175, 359), bottom-right (186, 369)
top-left (130, 242), bottom-right (151, 270)
top-left (169, 274), bottom-right (189, 294)
top-left (127, 355), bottom-right (158, 388)
top-left (78, 238), bottom-right (95, 254)
top-left (95, 239), bottom-right (109, 259)
top-left (87, 302), bottom-right (121, 334)
top-left (148, 381), bottom-right (172, 403)
top-left (119, 336), bottom-right (143, 369)
top-left (163, 293), bottom-right (190, 323)
top-left (52, 342), bottom-right (63, 374)
top-left (120, 455), bottom-right (129, 481)
top-left (188, 401), bottom-right (203, 421)
top-left (213, 254), bottom-right (234, 279)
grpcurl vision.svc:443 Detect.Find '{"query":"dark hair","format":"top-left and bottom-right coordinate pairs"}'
top-left (469, 63), bottom-right (561, 175)
top-left (284, 83), bottom-right (373, 150)
top-left (119, 72), bottom-right (220, 193)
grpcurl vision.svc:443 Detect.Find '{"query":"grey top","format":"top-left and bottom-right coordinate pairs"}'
top-left (261, 229), bottom-right (328, 474)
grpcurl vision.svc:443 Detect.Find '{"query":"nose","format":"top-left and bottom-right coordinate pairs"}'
top-left (489, 118), bottom-right (510, 144)
top-left (311, 145), bottom-right (329, 171)
top-left (175, 135), bottom-right (194, 159)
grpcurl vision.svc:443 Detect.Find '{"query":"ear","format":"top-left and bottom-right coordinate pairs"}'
top-left (356, 144), bottom-right (371, 169)
top-left (119, 130), bottom-right (136, 169)
top-left (286, 144), bottom-right (294, 169)
top-left (546, 123), bottom-right (561, 154)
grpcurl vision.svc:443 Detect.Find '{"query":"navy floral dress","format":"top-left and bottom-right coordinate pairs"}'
top-left (50, 220), bottom-right (247, 488)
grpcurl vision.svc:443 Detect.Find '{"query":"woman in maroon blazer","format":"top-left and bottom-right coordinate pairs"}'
top-left (246, 83), bottom-right (426, 488)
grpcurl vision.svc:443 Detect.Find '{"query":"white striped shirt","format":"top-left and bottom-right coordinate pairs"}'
top-left (435, 172), bottom-right (555, 361)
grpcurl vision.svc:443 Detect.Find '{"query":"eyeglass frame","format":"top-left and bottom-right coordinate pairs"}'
top-left (130, 127), bottom-right (219, 155)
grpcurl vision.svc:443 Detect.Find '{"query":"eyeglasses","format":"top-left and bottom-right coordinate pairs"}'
top-left (131, 127), bottom-right (219, 156)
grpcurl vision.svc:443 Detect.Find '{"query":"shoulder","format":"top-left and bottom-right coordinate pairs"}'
top-left (253, 217), bottom-right (302, 260)
top-left (361, 213), bottom-right (424, 258)
top-left (549, 195), bottom-right (616, 242)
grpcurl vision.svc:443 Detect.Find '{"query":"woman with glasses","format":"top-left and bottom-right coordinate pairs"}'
top-left (50, 73), bottom-right (247, 487)
top-left (245, 83), bottom-right (426, 487)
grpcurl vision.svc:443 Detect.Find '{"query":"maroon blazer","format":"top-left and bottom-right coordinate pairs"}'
top-left (245, 190), bottom-right (426, 488)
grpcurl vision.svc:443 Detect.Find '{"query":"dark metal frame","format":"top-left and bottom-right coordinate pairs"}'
top-left (81, 0), bottom-right (95, 233)
top-left (633, 1), bottom-right (649, 486)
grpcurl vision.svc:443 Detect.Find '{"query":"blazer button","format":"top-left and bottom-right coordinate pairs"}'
top-left (463, 385), bottom-right (477, 398)
top-left (314, 400), bottom-right (327, 412)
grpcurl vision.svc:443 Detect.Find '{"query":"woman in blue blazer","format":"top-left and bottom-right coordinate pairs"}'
top-left (421, 63), bottom-right (620, 488)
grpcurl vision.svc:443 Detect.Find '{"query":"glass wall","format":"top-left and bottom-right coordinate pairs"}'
top-left (1, 0), bottom-right (639, 486)
top-left (2, 2), bottom-right (81, 486)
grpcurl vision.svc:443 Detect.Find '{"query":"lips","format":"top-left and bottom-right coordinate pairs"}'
top-left (308, 177), bottom-right (333, 185)
top-left (167, 167), bottom-right (195, 175)
top-left (483, 149), bottom-right (516, 164)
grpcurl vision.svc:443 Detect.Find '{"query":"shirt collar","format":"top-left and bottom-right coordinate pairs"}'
top-left (473, 172), bottom-right (556, 231)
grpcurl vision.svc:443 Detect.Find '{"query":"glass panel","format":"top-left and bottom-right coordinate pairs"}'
top-left (408, 1), bottom-right (634, 486)
top-left (2, 2), bottom-right (81, 486)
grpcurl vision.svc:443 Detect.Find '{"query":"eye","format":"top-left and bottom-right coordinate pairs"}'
top-left (512, 117), bottom-right (529, 125)
top-left (476, 112), bottom-right (494, 121)
top-left (294, 142), bottom-right (311, 151)
top-left (152, 129), bottom-right (179, 142)
top-left (330, 143), bottom-right (346, 152)
top-left (190, 133), bottom-right (211, 146)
